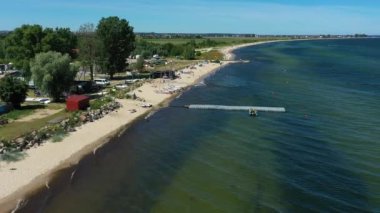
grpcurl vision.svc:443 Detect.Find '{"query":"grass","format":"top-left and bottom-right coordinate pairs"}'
top-left (1, 108), bottom-right (35, 120)
top-left (149, 60), bottom-right (196, 72)
top-left (140, 37), bottom-right (289, 46)
top-left (198, 50), bottom-right (225, 61)
top-left (0, 110), bottom-right (71, 140)
top-left (140, 38), bottom-right (205, 45)
top-left (90, 96), bottom-right (113, 110)
top-left (0, 102), bottom-right (65, 121)
top-left (46, 103), bottom-right (66, 110)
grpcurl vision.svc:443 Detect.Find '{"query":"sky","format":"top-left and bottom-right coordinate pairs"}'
top-left (1, 0), bottom-right (380, 34)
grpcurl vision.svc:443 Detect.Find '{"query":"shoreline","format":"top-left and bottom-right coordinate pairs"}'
top-left (0, 38), bottom-right (309, 211)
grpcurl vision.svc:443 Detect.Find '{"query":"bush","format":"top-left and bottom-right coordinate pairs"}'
top-left (90, 96), bottom-right (113, 110)
top-left (51, 128), bottom-right (67, 142)
top-left (0, 76), bottom-right (28, 108)
top-left (182, 46), bottom-right (195, 60)
top-left (200, 50), bottom-right (224, 61)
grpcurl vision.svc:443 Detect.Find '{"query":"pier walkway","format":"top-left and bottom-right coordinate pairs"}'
top-left (186, 105), bottom-right (286, 112)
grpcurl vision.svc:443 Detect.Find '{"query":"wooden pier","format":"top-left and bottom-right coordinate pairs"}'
top-left (185, 105), bottom-right (286, 112)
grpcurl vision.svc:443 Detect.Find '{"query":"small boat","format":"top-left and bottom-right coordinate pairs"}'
top-left (249, 109), bottom-right (258, 117)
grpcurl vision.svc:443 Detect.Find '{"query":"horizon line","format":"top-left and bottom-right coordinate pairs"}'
top-left (0, 30), bottom-right (377, 37)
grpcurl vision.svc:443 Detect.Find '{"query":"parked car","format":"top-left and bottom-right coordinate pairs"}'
top-left (125, 79), bottom-right (140, 84)
top-left (39, 98), bottom-right (51, 105)
top-left (115, 83), bottom-right (128, 90)
top-left (72, 81), bottom-right (101, 94)
top-left (94, 79), bottom-right (110, 87)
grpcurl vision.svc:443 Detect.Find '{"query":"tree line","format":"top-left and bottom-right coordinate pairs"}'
top-left (0, 16), bottom-right (135, 107)
top-left (0, 16), bottom-right (225, 107)
top-left (132, 38), bottom-right (223, 60)
top-left (0, 16), bottom-right (135, 79)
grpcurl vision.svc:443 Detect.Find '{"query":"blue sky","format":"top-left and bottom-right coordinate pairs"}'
top-left (1, 0), bottom-right (379, 34)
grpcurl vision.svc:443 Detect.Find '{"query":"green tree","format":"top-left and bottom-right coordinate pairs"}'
top-left (0, 76), bottom-right (28, 108)
top-left (0, 38), bottom-right (5, 60)
top-left (4, 25), bottom-right (78, 80)
top-left (31, 51), bottom-right (78, 101)
top-left (182, 46), bottom-right (195, 60)
top-left (42, 27), bottom-right (78, 59)
top-left (97, 16), bottom-right (135, 79)
top-left (187, 40), bottom-right (197, 48)
top-left (77, 23), bottom-right (102, 81)
top-left (4, 25), bottom-right (45, 78)
top-left (170, 45), bottom-right (184, 57)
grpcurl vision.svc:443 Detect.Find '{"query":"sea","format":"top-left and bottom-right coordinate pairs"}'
top-left (20, 39), bottom-right (380, 212)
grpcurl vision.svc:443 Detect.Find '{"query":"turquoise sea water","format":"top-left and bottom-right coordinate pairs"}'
top-left (21, 39), bottom-right (380, 212)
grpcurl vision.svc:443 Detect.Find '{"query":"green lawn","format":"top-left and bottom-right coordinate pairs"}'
top-left (1, 102), bottom-right (65, 121)
top-left (0, 110), bottom-right (71, 140)
top-left (0, 101), bottom-right (67, 140)
top-left (140, 38), bottom-right (206, 45)
top-left (150, 60), bottom-right (196, 72)
top-left (1, 108), bottom-right (35, 120)
top-left (140, 37), bottom-right (289, 46)
top-left (198, 50), bottom-right (225, 61)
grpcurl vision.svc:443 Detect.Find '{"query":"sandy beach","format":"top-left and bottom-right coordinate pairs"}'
top-left (0, 41), bottom-right (274, 211)
top-left (220, 39), bottom-right (293, 61)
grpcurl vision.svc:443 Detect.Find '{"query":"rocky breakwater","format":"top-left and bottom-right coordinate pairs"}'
top-left (0, 100), bottom-right (122, 157)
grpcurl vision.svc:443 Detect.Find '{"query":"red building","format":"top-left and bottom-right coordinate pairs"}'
top-left (66, 95), bottom-right (90, 111)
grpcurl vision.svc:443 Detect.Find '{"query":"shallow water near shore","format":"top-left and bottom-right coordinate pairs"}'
top-left (20, 39), bottom-right (380, 212)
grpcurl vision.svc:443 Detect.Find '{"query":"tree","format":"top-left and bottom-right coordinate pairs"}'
top-left (183, 46), bottom-right (195, 60)
top-left (77, 23), bottom-right (102, 81)
top-left (0, 76), bottom-right (28, 108)
top-left (5, 25), bottom-right (45, 79)
top-left (97, 16), bottom-right (135, 79)
top-left (134, 56), bottom-right (144, 72)
top-left (0, 38), bottom-right (5, 60)
top-left (4, 25), bottom-right (78, 80)
top-left (31, 51), bottom-right (78, 101)
top-left (42, 27), bottom-right (78, 59)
